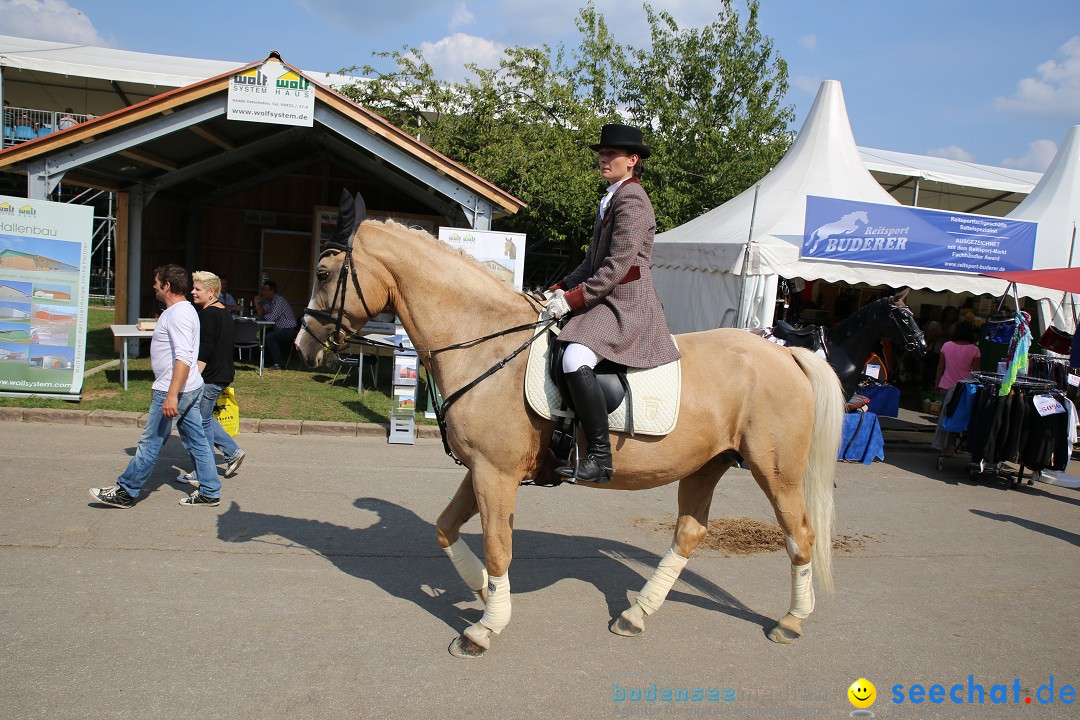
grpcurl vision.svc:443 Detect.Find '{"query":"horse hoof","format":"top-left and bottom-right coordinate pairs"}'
top-left (767, 625), bottom-right (801, 644)
top-left (448, 634), bottom-right (488, 658)
top-left (609, 615), bottom-right (644, 637)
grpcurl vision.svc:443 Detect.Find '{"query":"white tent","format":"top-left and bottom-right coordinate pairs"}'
top-left (1005, 125), bottom-right (1080, 329)
top-left (651, 80), bottom-right (1066, 332)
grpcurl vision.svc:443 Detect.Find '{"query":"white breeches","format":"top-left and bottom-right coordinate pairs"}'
top-left (442, 537), bottom-right (488, 593)
top-left (562, 343), bottom-right (599, 373)
top-left (636, 545), bottom-right (689, 616)
top-left (479, 572), bottom-right (511, 634)
top-left (788, 562), bottom-right (815, 618)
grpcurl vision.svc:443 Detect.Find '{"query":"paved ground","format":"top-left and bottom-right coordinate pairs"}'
top-left (2, 419), bottom-right (1079, 719)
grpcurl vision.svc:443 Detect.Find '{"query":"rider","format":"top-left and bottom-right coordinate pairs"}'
top-left (545, 124), bottom-right (681, 484)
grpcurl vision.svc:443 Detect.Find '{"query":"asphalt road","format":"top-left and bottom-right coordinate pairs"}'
top-left (1, 420), bottom-right (1078, 719)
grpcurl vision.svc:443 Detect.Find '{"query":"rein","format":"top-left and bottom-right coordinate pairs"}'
top-left (302, 239), bottom-right (557, 464)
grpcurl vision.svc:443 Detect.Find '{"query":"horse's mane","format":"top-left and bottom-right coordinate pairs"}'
top-left (360, 218), bottom-right (527, 300)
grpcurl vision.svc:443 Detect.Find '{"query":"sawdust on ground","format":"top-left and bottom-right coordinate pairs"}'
top-left (640, 517), bottom-right (876, 555)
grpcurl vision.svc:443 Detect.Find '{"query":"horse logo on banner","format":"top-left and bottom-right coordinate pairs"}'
top-left (805, 211), bottom-right (869, 255)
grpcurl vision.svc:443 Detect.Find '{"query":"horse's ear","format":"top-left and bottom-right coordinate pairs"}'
top-left (891, 287), bottom-right (910, 304)
top-left (328, 189), bottom-right (365, 249)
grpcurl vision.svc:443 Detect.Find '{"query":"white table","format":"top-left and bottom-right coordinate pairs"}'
top-left (109, 324), bottom-right (154, 390)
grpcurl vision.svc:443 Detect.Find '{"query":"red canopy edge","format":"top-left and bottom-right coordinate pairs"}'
top-left (981, 268), bottom-right (1080, 295)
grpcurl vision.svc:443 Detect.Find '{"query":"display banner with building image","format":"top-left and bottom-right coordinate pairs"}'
top-left (0, 195), bottom-right (92, 398)
top-left (437, 227), bottom-right (527, 291)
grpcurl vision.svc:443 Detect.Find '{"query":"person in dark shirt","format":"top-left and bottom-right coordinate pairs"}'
top-left (177, 271), bottom-right (246, 485)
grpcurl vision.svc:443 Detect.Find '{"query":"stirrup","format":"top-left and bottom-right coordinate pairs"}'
top-left (556, 452), bottom-right (613, 485)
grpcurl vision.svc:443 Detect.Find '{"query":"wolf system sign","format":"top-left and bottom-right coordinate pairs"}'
top-left (227, 59), bottom-right (315, 127)
top-left (801, 196), bottom-right (1037, 274)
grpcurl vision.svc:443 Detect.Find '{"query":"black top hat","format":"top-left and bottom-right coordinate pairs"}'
top-left (589, 123), bottom-right (651, 159)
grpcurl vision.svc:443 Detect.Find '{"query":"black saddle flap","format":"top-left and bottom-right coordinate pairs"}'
top-left (549, 342), bottom-right (626, 414)
top-left (595, 360), bottom-right (627, 414)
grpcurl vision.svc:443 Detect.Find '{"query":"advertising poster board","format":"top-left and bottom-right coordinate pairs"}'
top-left (0, 196), bottom-right (93, 398)
top-left (437, 227), bottom-right (526, 291)
top-left (227, 59), bottom-right (315, 127)
top-left (389, 334), bottom-right (418, 445)
top-left (802, 196), bottom-right (1037, 274)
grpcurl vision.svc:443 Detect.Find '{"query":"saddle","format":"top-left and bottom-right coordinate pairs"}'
top-left (524, 319), bottom-right (681, 455)
top-left (769, 321), bottom-right (826, 353)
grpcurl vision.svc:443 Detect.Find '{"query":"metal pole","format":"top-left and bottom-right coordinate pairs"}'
top-left (1068, 222), bottom-right (1078, 328)
top-left (912, 177), bottom-right (920, 207)
top-left (736, 184), bottom-right (761, 328)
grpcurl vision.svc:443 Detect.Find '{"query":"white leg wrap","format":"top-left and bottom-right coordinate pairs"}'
top-left (788, 562), bottom-right (815, 618)
top-left (635, 546), bottom-right (689, 616)
top-left (478, 572), bottom-right (511, 634)
top-left (442, 537), bottom-right (488, 592)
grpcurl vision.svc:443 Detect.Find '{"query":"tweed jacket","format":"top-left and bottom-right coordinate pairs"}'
top-left (557, 178), bottom-right (680, 369)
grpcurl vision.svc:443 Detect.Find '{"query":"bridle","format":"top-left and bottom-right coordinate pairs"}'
top-left (300, 223), bottom-right (557, 464)
top-left (300, 231), bottom-right (380, 355)
top-left (888, 302), bottom-right (925, 353)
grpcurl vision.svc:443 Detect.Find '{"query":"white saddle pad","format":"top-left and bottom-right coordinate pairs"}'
top-left (524, 323), bottom-right (681, 436)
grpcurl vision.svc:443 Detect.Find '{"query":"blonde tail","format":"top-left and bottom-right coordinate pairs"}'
top-left (788, 347), bottom-right (844, 594)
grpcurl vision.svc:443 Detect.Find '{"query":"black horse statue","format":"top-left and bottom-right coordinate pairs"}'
top-left (767, 289), bottom-right (926, 399)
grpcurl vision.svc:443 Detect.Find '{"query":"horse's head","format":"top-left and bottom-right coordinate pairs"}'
top-left (296, 189), bottom-right (391, 368)
top-left (886, 288), bottom-right (927, 357)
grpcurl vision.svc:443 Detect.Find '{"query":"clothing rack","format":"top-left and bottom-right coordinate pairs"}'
top-left (1025, 354), bottom-right (1071, 390)
top-left (937, 372), bottom-right (1072, 488)
top-left (969, 370), bottom-right (1057, 393)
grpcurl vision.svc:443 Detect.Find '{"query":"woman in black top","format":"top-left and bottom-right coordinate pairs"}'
top-left (177, 271), bottom-right (246, 485)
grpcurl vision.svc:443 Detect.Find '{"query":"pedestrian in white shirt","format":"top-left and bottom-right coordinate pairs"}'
top-left (90, 264), bottom-right (220, 508)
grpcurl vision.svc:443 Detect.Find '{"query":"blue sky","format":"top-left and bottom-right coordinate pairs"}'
top-left (4, 0), bottom-right (1079, 171)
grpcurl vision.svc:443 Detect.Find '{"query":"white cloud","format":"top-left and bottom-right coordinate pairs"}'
top-left (926, 145), bottom-right (975, 162)
top-left (995, 36), bottom-right (1080, 117)
top-left (0, 0), bottom-right (107, 45)
top-left (790, 75), bottom-right (822, 95)
top-left (1003, 139), bottom-right (1058, 172)
top-left (798, 35), bottom-right (817, 51)
top-left (449, 3), bottom-right (475, 31)
top-left (418, 33), bottom-right (505, 82)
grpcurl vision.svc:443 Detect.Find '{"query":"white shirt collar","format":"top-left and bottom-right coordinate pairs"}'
top-left (600, 178), bottom-right (628, 217)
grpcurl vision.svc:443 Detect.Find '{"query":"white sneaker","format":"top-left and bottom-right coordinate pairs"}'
top-left (225, 450), bottom-right (246, 478)
top-left (175, 471), bottom-right (198, 487)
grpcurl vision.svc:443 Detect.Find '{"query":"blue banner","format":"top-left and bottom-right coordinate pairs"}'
top-left (801, 196), bottom-right (1037, 273)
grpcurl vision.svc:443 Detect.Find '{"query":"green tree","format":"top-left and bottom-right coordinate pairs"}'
top-left (341, 0), bottom-right (792, 284)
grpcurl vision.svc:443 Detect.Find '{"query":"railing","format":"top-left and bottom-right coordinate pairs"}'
top-left (2, 106), bottom-right (95, 148)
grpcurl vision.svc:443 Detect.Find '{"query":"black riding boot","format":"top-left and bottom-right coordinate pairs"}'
top-left (557, 366), bottom-right (614, 484)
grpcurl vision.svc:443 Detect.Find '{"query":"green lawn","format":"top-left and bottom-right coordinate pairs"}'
top-left (0, 306), bottom-right (434, 424)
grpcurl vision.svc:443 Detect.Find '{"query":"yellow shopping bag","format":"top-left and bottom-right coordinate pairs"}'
top-left (212, 386), bottom-right (240, 436)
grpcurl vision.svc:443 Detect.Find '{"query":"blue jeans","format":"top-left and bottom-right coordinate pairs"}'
top-left (117, 388), bottom-right (220, 499)
top-left (198, 383), bottom-right (241, 460)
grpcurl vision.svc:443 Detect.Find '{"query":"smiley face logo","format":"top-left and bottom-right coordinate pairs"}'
top-left (848, 678), bottom-right (877, 709)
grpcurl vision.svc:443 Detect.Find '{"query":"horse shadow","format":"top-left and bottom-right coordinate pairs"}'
top-left (216, 497), bottom-right (773, 634)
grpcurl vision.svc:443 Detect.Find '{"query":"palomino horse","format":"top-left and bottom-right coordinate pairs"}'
top-left (297, 196), bottom-right (845, 658)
